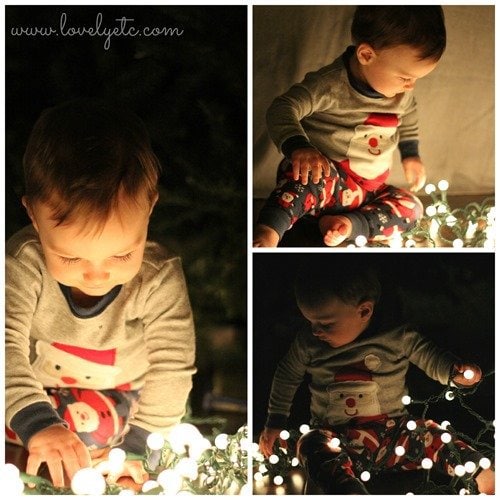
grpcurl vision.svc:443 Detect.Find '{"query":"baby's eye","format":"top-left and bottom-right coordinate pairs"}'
top-left (114, 252), bottom-right (133, 262)
top-left (59, 256), bottom-right (81, 265)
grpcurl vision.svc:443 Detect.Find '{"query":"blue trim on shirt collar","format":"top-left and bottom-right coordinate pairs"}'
top-left (58, 283), bottom-right (122, 318)
top-left (342, 46), bottom-right (385, 99)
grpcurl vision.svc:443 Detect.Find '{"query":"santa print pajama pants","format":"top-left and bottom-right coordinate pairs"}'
top-left (6, 388), bottom-right (139, 450)
top-left (257, 159), bottom-right (423, 242)
top-left (296, 415), bottom-right (484, 494)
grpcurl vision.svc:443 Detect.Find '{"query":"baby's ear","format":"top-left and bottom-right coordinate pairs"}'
top-left (22, 196), bottom-right (39, 231)
top-left (359, 300), bottom-right (374, 321)
top-left (148, 191), bottom-right (159, 216)
top-left (356, 43), bottom-right (377, 66)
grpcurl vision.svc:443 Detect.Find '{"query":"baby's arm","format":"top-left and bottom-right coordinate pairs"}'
top-left (26, 424), bottom-right (91, 488)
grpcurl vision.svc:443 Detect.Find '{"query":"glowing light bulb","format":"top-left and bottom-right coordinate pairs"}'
top-left (437, 180), bottom-right (449, 191)
top-left (395, 445), bottom-right (405, 456)
top-left (446, 215), bottom-right (457, 226)
top-left (437, 203), bottom-right (447, 214)
top-left (291, 457), bottom-right (300, 467)
top-left (463, 369), bottom-right (474, 380)
top-left (189, 437), bottom-right (212, 460)
top-left (239, 484), bottom-right (252, 495)
top-left (329, 437), bottom-right (341, 449)
top-left (360, 471), bottom-right (371, 482)
top-left (445, 390), bottom-right (455, 401)
top-left (279, 430), bottom-right (290, 440)
top-left (440, 432), bottom-right (452, 443)
top-left (347, 243), bottom-right (356, 248)
top-left (425, 184), bottom-right (436, 194)
top-left (146, 432), bottom-right (165, 451)
top-left (355, 235), bottom-right (367, 247)
top-left (273, 475), bottom-right (284, 486)
top-left (108, 448), bottom-right (126, 475)
top-left (175, 457), bottom-right (199, 480)
top-left (2, 463), bottom-right (24, 496)
top-left (464, 461), bottom-right (476, 473)
top-left (141, 480), bottom-right (160, 493)
top-left (157, 469), bottom-right (183, 494)
top-left (71, 467), bottom-right (106, 495)
top-left (214, 433), bottom-right (229, 450)
top-left (401, 395), bottom-right (411, 405)
top-left (118, 489), bottom-right (135, 496)
top-left (405, 239), bottom-right (416, 248)
top-left (479, 457), bottom-right (491, 469)
top-left (452, 239), bottom-right (464, 248)
top-left (168, 423), bottom-right (204, 454)
top-left (109, 447), bottom-right (126, 464)
top-left (465, 221), bottom-right (478, 240)
top-left (454, 464), bottom-right (466, 477)
top-left (425, 205), bottom-right (437, 217)
top-left (406, 420), bottom-right (417, 431)
top-left (459, 488), bottom-right (470, 495)
top-left (269, 454), bottom-right (279, 464)
top-left (259, 464), bottom-right (268, 473)
top-left (389, 234), bottom-right (403, 248)
top-left (254, 472), bottom-right (264, 481)
top-left (440, 420), bottom-right (451, 429)
top-left (421, 458), bottom-right (433, 469)
top-left (299, 424), bottom-right (310, 434)
top-left (1, 463), bottom-right (20, 480)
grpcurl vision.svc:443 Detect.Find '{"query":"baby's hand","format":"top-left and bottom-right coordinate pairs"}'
top-left (452, 362), bottom-right (482, 386)
top-left (402, 156), bottom-right (426, 192)
top-left (291, 148), bottom-right (331, 185)
top-left (93, 451), bottom-right (148, 487)
top-left (259, 427), bottom-right (287, 458)
top-left (26, 424), bottom-right (91, 488)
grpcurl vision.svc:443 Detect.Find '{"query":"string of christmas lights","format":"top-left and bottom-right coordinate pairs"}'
top-left (2, 423), bottom-right (250, 495)
top-left (252, 371), bottom-right (494, 495)
top-left (348, 180), bottom-right (495, 248)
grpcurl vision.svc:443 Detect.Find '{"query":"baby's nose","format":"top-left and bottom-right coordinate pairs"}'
top-left (83, 266), bottom-right (110, 282)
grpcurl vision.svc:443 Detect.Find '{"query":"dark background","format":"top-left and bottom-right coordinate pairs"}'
top-left (6, 6), bottom-right (247, 429)
top-left (253, 253), bottom-right (494, 445)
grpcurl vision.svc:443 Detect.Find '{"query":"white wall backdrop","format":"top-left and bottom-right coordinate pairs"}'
top-left (253, 5), bottom-right (494, 198)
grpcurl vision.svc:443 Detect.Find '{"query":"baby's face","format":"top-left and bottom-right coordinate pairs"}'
top-left (298, 296), bottom-right (373, 348)
top-left (358, 44), bottom-right (438, 98)
top-left (29, 198), bottom-right (151, 298)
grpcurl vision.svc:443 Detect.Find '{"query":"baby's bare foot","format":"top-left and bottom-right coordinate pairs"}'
top-left (319, 215), bottom-right (353, 247)
top-left (253, 224), bottom-right (280, 247)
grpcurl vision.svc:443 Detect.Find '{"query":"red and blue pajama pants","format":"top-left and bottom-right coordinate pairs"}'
top-left (257, 159), bottom-right (423, 242)
top-left (296, 415), bottom-right (485, 493)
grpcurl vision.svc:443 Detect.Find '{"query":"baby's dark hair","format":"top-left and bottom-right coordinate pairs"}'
top-left (294, 262), bottom-right (381, 308)
top-left (23, 98), bottom-right (161, 230)
top-left (351, 6), bottom-right (446, 61)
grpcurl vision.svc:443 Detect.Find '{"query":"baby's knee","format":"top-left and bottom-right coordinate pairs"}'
top-left (297, 429), bottom-right (337, 462)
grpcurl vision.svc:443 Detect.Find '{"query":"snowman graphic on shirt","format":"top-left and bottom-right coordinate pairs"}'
top-left (32, 340), bottom-right (123, 389)
top-left (341, 113), bottom-right (400, 191)
top-left (327, 355), bottom-right (383, 425)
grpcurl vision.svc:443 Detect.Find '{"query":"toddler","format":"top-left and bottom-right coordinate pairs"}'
top-left (254, 6), bottom-right (445, 247)
top-left (5, 99), bottom-right (196, 487)
top-left (259, 264), bottom-right (494, 494)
